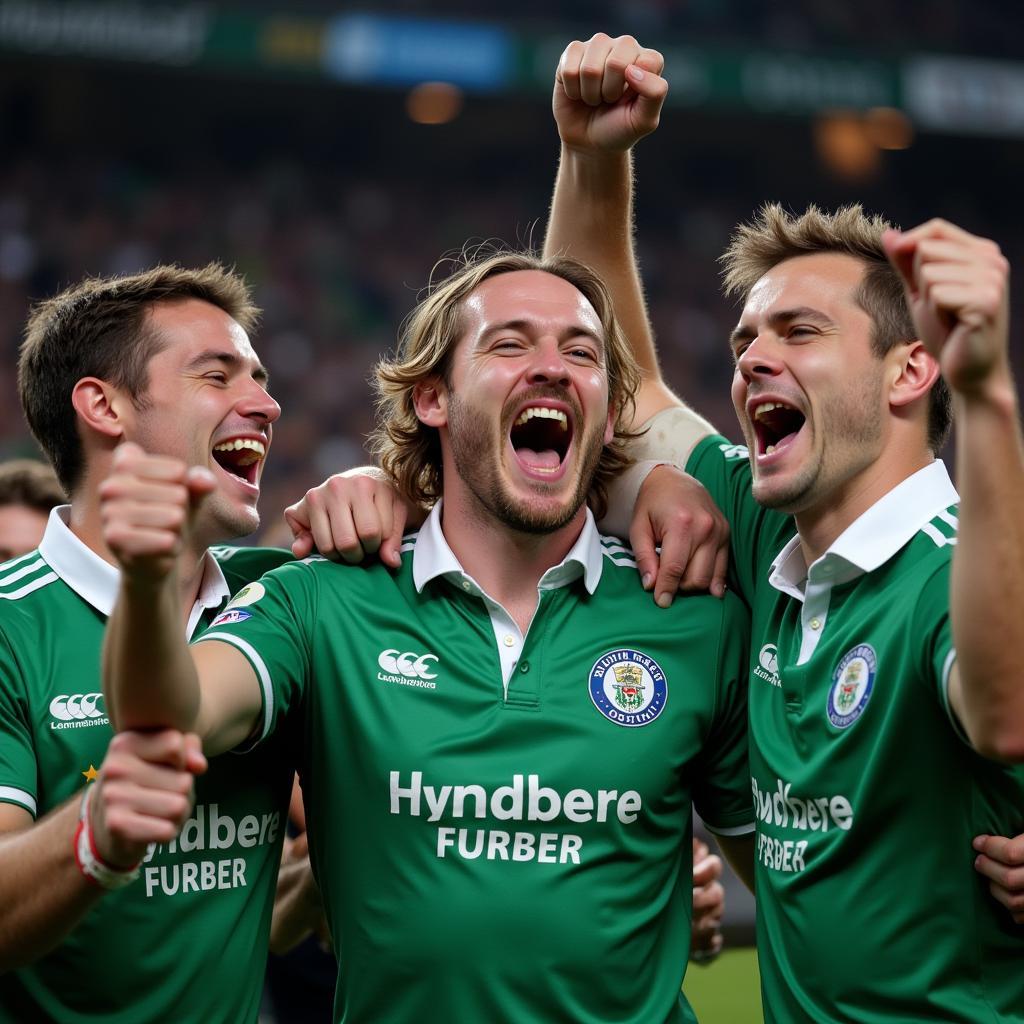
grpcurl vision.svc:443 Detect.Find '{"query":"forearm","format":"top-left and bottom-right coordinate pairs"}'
top-left (103, 573), bottom-right (199, 734)
top-left (951, 379), bottom-right (1024, 760)
top-left (546, 148), bottom-right (651, 368)
top-left (0, 800), bottom-right (103, 969)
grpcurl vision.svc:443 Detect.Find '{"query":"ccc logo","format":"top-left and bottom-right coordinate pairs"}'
top-left (50, 693), bottom-right (105, 721)
top-left (377, 650), bottom-right (439, 680)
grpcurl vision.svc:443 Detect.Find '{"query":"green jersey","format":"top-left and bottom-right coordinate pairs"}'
top-left (199, 506), bottom-right (753, 1024)
top-left (687, 434), bottom-right (1024, 1023)
top-left (0, 510), bottom-right (296, 1024)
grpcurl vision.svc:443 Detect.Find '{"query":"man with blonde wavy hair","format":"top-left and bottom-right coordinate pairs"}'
top-left (99, 246), bottom-right (757, 1023)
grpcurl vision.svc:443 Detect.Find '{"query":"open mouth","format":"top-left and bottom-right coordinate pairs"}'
top-left (211, 437), bottom-right (266, 487)
top-left (751, 401), bottom-right (805, 458)
top-left (509, 406), bottom-right (573, 476)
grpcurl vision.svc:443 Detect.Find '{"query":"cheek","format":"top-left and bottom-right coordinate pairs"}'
top-left (730, 371), bottom-right (747, 413)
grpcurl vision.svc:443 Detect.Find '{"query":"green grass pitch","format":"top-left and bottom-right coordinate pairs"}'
top-left (682, 947), bottom-right (764, 1022)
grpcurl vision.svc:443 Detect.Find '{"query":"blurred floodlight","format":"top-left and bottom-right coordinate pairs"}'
top-left (407, 82), bottom-right (463, 124)
top-left (814, 112), bottom-right (881, 180)
top-left (864, 107), bottom-right (915, 149)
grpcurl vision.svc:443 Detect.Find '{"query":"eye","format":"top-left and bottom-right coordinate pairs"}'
top-left (204, 371), bottom-right (228, 384)
top-left (788, 325), bottom-right (817, 338)
top-left (492, 338), bottom-right (525, 353)
top-left (567, 345), bottom-right (598, 362)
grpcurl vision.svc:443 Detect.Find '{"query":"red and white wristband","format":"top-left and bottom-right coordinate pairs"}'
top-left (74, 786), bottom-right (142, 890)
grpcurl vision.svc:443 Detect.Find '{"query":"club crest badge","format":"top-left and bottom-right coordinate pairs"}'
top-left (589, 649), bottom-right (668, 728)
top-left (827, 644), bottom-right (876, 729)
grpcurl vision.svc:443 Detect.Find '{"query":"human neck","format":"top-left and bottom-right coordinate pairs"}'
top-left (69, 477), bottom-right (214, 626)
top-left (794, 448), bottom-right (934, 565)
top-left (439, 491), bottom-right (587, 634)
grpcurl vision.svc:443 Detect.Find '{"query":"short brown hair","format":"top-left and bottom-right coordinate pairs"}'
top-left (0, 459), bottom-right (65, 512)
top-left (720, 203), bottom-right (952, 453)
top-left (19, 263), bottom-right (259, 493)
top-left (369, 247), bottom-right (641, 520)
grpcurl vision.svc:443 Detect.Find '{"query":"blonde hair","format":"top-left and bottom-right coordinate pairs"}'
top-left (720, 203), bottom-right (951, 453)
top-left (370, 247), bottom-right (641, 519)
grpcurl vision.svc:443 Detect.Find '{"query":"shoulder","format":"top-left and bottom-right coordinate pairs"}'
top-left (890, 502), bottom-right (958, 588)
top-left (913, 502), bottom-right (959, 556)
top-left (598, 533), bottom-right (638, 572)
top-left (211, 544), bottom-right (293, 587)
top-left (0, 551), bottom-right (62, 623)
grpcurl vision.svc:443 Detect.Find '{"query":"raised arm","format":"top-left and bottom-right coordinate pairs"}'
top-left (544, 32), bottom-right (677, 425)
top-left (544, 34), bottom-right (726, 601)
top-left (886, 221), bottom-right (1024, 761)
top-left (100, 443), bottom-right (263, 755)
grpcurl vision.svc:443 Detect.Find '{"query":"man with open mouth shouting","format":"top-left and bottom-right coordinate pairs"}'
top-left (0, 263), bottom-right (367, 1023)
top-left (546, 31), bottom-right (1024, 1024)
top-left (100, 248), bottom-right (757, 1024)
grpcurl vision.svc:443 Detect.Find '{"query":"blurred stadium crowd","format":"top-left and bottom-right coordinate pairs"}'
top-left (1, 4), bottom-right (1022, 540)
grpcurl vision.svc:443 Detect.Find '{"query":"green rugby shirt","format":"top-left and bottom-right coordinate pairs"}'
top-left (198, 505), bottom-right (754, 1024)
top-left (688, 435), bottom-right (1024, 1024)
top-left (0, 509), bottom-right (295, 1024)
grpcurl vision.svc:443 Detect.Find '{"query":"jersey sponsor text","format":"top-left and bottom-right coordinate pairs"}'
top-left (391, 770), bottom-right (641, 864)
top-left (140, 802), bottom-right (280, 897)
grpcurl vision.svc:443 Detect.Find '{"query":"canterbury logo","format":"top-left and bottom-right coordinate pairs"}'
top-left (377, 649), bottom-right (439, 680)
top-left (50, 693), bottom-right (106, 721)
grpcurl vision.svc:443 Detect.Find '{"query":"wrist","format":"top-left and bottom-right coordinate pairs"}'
top-left (74, 788), bottom-right (143, 890)
top-left (953, 373), bottom-right (1019, 416)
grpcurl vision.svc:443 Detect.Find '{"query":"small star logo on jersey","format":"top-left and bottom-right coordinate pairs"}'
top-left (81, 764), bottom-right (99, 783)
top-left (827, 644), bottom-right (876, 729)
top-left (589, 649), bottom-right (668, 728)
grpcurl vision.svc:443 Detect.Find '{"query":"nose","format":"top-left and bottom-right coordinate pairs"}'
top-left (736, 334), bottom-right (784, 382)
top-left (239, 378), bottom-right (282, 425)
top-left (525, 338), bottom-right (571, 388)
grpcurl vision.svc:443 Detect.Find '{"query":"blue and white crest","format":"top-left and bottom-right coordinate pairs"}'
top-left (827, 644), bottom-right (876, 729)
top-left (589, 649), bottom-right (668, 728)
top-left (211, 608), bottom-right (253, 628)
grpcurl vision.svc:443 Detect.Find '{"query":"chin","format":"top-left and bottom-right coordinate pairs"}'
top-left (207, 501), bottom-right (261, 545)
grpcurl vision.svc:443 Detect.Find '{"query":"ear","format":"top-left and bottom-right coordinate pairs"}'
top-left (888, 340), bottom-right (940, 411)
top-left (413, 377), bottom-right (448, 428)
top-left (70, 377), bottom-right (129, 441)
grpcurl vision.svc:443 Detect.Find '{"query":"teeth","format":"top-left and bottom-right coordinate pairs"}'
top-left (766, 444), bottom-right (777, 455)
top-left (513, 407), bottom-right (568, 430)
top-left (213, 438), bottom-right (266, 457)
top-left (754, 402), bottom-right (786, 420)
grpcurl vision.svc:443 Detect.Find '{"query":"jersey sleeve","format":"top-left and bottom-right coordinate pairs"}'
top-left (691, 593), bottom-right (754, 835)
top-left (0, 622), bottom-right (38, 817)
top-left (194, 560), bottom-right (317, 747)
top-left (685, 434), bottom-right (791, 605)
top-left (910, 557), bottom-right (962, 741)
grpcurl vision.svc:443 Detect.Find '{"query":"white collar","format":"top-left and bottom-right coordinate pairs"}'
top-left (38, 506), bottom-right (231, 626)
top-left (412, 500), bottom-right (605, 597)
top-left (769, 461), bottom-right (959, 600)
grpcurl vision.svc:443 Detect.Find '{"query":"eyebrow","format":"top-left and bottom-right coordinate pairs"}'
top-left (479, 319), bottom-right (605, 350)
top-left (729, 306), bottom-right (836, 348)
top-left (185, 350), bottom-right (270, 386)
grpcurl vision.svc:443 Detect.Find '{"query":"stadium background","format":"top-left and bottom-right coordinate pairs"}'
top-left (2, 2), bottom-right (1022, 1020)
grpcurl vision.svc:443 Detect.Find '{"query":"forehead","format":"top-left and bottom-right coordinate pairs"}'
top-left (741, 252), bottom-right (868, 322)
top-left (145, 298), bottom-right (258, 366)
top-left (461, 269), bottom-right (603, 340)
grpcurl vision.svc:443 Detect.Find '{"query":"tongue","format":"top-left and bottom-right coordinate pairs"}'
top-left (516, 447), bottom-right (561, 470)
